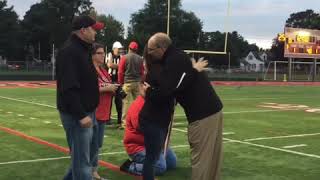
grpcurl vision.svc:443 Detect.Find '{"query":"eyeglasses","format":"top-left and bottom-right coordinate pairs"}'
top-left (148, 47), bottom-right (160, 53)
top-left (95, 52), bottom-right (105, 55)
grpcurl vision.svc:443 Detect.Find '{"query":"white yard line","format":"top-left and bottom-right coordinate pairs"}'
top-left (223, 96), bottom-right (320, 101)
top-left (283, 144), bottom-right (307, 149)
top-left (223, 132), bottom-right (235, 135)
top-left (172, 127), bottom-right (320, 160)
top-left (0, 96), bottom-right (55, 108)
top-left (172, 128), bottom-right (187, 133)
top-left (0, 96), bottom-right (284, 116)
top-left (0, 156), bottom-right (70, 165)
top-left (224, 137), bottom-right (320, 159)
top-left (0, 144), bottom-right (190, 165)
top-left (243, 133), bottom-right (320, 142)
top-left (172, 128), bottom-right (234, 136)
top-left (174, 109), bottom-right (283, 117)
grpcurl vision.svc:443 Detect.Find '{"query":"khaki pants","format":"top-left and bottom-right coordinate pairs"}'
top-left (188, 111), bottom-right (223, 180)
top-left (121, 82), bottom-right (140, 127)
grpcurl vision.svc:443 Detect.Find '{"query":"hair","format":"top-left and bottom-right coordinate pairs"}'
top-left (92, 43), bottom-right (104, 54)
top-left (143, 45), bottom-right (162, 80)
top-left (152, 32), bottom-right (172, 48)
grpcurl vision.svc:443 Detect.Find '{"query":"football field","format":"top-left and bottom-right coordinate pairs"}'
top-left (0, 83), bottom-right (319, 180)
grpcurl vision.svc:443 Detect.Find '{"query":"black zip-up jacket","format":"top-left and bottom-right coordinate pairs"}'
top-left (56, 34), bottom-right (99, 120)
top-left (145, 45), bottom-right (223, 123)
top-left (139, 63), bottom-right (175, 129)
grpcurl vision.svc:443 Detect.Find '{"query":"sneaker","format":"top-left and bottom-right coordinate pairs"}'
top-left (120, 159), bottom-right (133, 172)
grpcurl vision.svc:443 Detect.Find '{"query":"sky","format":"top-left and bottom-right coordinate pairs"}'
top-left (6, 0), bottom-right (320, 49)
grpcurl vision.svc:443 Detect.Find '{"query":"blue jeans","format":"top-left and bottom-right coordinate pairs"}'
top-left (141, 122), bottom-right (167, 180)
top-left (128, 148), bottom-right (177, 176)
top-left (92, 121), bottom-right (106, 170)
top-left (59, 111), bottom-right (97, 180)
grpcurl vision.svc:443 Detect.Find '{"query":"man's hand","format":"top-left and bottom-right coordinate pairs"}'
top-left (192, 57), bottom-right (209, 72)
top-left (80, 116), bottom-right (92, 128)
top-left (141, 82), bottom-right (151, 96)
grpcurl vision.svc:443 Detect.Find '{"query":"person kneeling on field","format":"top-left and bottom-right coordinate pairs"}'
top-left (120, 84), bottom-right (177, 176)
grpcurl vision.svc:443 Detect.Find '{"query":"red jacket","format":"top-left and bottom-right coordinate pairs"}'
top-left (96, 67), bottom-right (113, 121)
top-left (123, 95), bottom-right (145, 155)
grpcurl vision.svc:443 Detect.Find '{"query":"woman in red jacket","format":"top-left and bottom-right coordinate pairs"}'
top-left (91, 43), bottom-right (119, 180)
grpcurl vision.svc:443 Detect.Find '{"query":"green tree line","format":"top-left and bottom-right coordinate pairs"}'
top-left (1, 0), bottom-right (318, 66)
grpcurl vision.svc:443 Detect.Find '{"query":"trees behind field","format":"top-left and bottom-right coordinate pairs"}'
top-left (0, 0), bottom-right (24, 61)
top-left (3, 0), bottom-right (318, 67)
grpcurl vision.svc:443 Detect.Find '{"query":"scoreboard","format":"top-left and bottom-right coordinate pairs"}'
top-left (282, 27), bottom-right (320, 59)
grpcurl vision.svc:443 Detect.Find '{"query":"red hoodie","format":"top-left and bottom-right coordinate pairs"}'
top-left (123, 95), bottom-right (145, 155)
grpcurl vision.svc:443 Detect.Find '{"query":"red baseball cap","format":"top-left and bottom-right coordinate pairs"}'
top-left (129, 41), bottom-right (138, 50)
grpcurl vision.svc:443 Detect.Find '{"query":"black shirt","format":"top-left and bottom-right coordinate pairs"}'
top-left (139, 63), bottom-right (175, 129)
top-left (145, 45), bottom-right (223, 123)
top-left (56, 34), bottom-right (99, 120)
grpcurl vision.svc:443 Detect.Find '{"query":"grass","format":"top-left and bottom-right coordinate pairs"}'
top-left (0, 85), bottom-right (320, 179)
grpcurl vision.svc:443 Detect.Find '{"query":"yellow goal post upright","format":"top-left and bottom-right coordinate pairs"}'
top-left (166, 0), bottom-right (231, 56)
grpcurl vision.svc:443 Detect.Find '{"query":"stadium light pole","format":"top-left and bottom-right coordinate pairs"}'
top-left (51, 44), bottom-right (55, 80)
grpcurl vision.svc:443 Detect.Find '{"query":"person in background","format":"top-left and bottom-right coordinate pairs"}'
top-left (91, 43), bottom-right (118, 180)
top-left (106, 41), bottom-right (124, 127)
top-left (56, 15), bottom-right (104, 180)
top-left (118, 41), bottom-right (144, 129)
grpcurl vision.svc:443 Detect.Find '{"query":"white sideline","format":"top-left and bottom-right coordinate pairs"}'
top-left (243, 133), bottom-right (320, 142)
top-left (0, 144), bottom-right (191, 165)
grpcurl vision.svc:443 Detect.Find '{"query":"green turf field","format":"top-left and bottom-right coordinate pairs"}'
top-left (0, 85), bottom-right (320, 180)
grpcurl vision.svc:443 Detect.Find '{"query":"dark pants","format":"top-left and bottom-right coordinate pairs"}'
top-left (141, 122), bottom-right (167, 180)
top-left (114, 92), bottom-right (123, 124)
top-left (111, 75), bottom-right (123, 125)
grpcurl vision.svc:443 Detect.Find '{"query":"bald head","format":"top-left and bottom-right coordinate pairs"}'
top-left (147, 33), bottom-right (172, 61)
top-left (148, 32), bottom-right (172, 49)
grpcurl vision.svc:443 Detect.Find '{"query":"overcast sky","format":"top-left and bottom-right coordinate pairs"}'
top-left (7, 0), bottom-right (320, 49)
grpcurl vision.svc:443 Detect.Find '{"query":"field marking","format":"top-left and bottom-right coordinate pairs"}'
top-left (0, 126), bottom-right (137, 178)
top-left (0, 95), bottom-right (286, 116)
top-left (283, 144), bottom-right (307, 149)
top-left (243, 133), bottom-right (320, 142)
top-left (172, 128), bottom-right (234, 136)
top-left (223, 96), bottom-right (320, 101)
top-left (224, 137), bottom-right (320, 159)
top-left (0, 96), bottom-right (55, 108)
top-left (173, 110), bottom-right (283, 117)
top-left (0, 156), bottom-right (70, 165)
top-left (172, 127), bottom-right (320, 159)
top-left (0, 144), bottom-right (190, 165)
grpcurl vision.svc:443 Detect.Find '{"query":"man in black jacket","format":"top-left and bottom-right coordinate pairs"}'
top-left (56, 15), bottom-right (104, 180)
top-left (143, 32), bottom-right (223, 180)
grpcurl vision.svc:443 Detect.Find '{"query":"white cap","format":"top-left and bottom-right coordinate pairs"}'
top-left (112, 41), bottom-right (123, 49)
